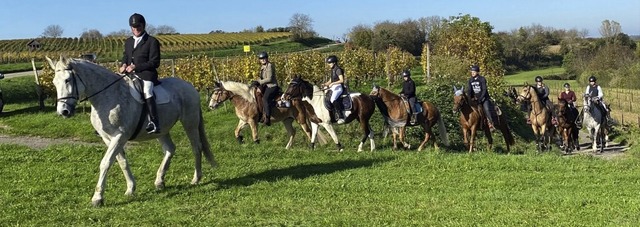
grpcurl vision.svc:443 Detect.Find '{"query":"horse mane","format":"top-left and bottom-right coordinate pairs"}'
top-left (220, 81), bottom-right (255, 103)
top-left (69, 59), bottom-right (119, 78)
top-left (291, 76), bottom-right (315, 99)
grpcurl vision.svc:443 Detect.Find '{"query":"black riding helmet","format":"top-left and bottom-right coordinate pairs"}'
top-left (563, 83), bottom-right (570, 88)
top-left (589, 76), bottom-right (597, 82)
top-left (326, 55), bottom-right (338, 63)
top-left (258, 51), bottom-right (268, 59)
top-left (129, 13), bottom-right (146, 28)
top-left (470, 65), bottom-right (480, 72)
top-left (402, 70), bottom-right (411, 77)
top-left (535, 76), bottom-right (543, 82)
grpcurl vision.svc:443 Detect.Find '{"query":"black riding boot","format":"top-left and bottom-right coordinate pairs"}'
top-left (332, 99), bottom-right (345, 124)
top-left (145, 96), bottom-right (161, 134)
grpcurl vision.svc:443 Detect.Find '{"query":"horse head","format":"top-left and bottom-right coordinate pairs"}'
top-left (452, 85), bottom-right (466, 113)
top-left (369, 84), bottom-right (381, 99)
top-left (46, 56), bottom-right (87, 118)
top-left (208, 81), bottom-right (231, 109)
top-left (283, 74), bottom-right (312, 100)
top-left (516, 83), bottom-right (533, 104)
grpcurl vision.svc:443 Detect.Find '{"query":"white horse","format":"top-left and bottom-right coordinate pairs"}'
top-left (46, 56), bottom-right (216, 207)
top-left (582, 95), bottom-right (608, 152)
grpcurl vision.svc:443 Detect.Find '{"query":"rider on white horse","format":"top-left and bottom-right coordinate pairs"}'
top-left (577, 76), bottom-right (612, 127)
top-left (119, 13), bottom-right (162, 134)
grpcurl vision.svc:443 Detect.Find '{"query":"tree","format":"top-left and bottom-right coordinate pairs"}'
top-left (42, 25), bottom-right (64, 38)
top-left (599, 20), bottom-right (621, 38)
top-left (80, 29), bottom-right (103, 39)
top-left (146, 24), bottom-right (157, 35)
top-left (155, 25), bottom-right (177, 35)
top-left (347, 24), bottom-right (373, 49)
top-left (107, 29), bottom-right (129, 37)
top-left (255, 25), bottom-right (264, 33)
top-left (428, 14), bottom-right (503, 84)
top-left (288, 13), bottom-right (316, 41)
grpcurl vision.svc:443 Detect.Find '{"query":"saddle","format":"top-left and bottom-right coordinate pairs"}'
top-left (323, 88), bottom-right (353, 111)
top-left (253, 85), bottom-right (285, 115)
top-left (126, 75), bottom-right (169, 104)
top-left (400, 96), bottom-right (423, 114)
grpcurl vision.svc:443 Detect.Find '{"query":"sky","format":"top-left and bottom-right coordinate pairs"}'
top-left (1, 0), bottom-right (638, 40)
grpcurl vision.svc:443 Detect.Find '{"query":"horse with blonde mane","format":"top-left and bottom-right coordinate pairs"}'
top-left (46, 56), bottom-right (216, 207)
top-left (516, 84), bottom-right (555, 152)
top-left (208, 80), bottom-right (321, 149)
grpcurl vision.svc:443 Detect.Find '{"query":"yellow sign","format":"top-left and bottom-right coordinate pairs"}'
top-left (243, 45), bottom-right (250, 53)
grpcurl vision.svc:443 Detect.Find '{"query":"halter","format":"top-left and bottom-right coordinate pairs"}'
top-left (519, 86), bottom-right (544, 117)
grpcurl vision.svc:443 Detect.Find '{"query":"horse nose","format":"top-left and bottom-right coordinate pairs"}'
top-left (61, 109), bottom-right (71, 117)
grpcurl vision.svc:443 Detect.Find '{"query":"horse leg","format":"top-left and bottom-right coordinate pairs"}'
top-left (469, 126), bottom-right (477, 153)
top-left (418, 124), bottom-right (432, 151)
top-left (248, 120), bottom-right (259, 144)
top-left (154, 134), bottom-right (176, 188)
top-left (234, 120), bottom-right (248, 143)
top-left (284, 119), bottom-right (296, 149)
top-left (114, 150), bottom-right (136, 197)
top-left (484, 127), bottom-right (493, 151)
top-left (462, 127), bottom-right (470, 152)
top-left (357, 122), bottom-right (373, 152)
top-left (399, 126), bottom-right (410, 150)
top-left (391, 127), bottom-right (399, 150)
top-left (368, 125), bottom-right (376, 152)
top-left (92, 136), bottom-right (126, 207)
top-left (310, 123), bottom-right (319, 150)
top-left (592, 126), bottom-right (599, 152)
top-left (322, 123), bottom-right (342, 151)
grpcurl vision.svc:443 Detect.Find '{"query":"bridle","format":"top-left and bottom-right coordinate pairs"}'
top-left (211, 88), bottom-right (234, 105)
top-left (57, 66), bottom-right (126, 104)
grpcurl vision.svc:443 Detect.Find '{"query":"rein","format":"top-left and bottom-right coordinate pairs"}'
top-left (79, 73), bottom-right (127, 102)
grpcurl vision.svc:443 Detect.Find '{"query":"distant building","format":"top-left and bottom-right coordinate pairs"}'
top-left (27, 39), bottom-right (41, 51)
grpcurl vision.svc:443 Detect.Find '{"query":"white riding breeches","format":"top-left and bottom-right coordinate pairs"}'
top-left (330, 84), bottom-right (343, 102)
top-left (143, 80), bottom-right (154, 99)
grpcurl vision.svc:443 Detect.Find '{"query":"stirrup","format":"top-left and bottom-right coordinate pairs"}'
top-left (336, 119), bottom-right (345, 124)
top-left (146, 122), bottom-right (160, 134)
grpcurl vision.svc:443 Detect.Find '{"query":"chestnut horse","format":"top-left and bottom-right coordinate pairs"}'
top-left (554, 99), bottom-right (580, 154)
top-left (453, 86), bottom-right (515, 153)
top-left (208, 81), bottom-right (320, 149)
top-left (516, 84), bottom-right (555, 152)
top-left (370, 86), bottom-right (449, 151)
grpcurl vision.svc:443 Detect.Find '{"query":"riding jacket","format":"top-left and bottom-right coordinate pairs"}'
top-left (258, 62), bottom-right (278, 88)
top-left (467, 75), bottom-right (490, 103)
top-left (122, 32), bottom-right (160, 84)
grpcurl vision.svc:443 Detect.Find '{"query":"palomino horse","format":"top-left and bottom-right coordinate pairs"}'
top-left (582, 94), bottom-right (608, 153)
top-left (453, 86), bottom-right (515, 153)
top-left (370, 86), bottom-right (449, 151)
top-left (45, 56), bottom-right (216, 207)
top-left (208, 81), bottom-right (321, 149)
top-left (282, 75), bottom-right (376, 152)
top-left (554, 99), bottom-right (580, 154)
top-left (516, 84), bottom-right (555, 152)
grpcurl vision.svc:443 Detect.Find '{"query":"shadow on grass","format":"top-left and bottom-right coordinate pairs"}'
top-left (216, 157), bottom-right (394, 188)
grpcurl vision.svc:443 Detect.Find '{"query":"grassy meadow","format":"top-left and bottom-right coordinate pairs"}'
top-left (1, 73), bottom-right (640, 225)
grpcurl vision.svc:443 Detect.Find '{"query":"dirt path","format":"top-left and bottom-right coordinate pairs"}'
top-left (0, 134), bottom-right (99, 149)
top-left (561, 128), bottom-right (629, 160)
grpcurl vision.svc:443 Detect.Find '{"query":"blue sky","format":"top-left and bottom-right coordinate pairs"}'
top-left (1, 0), bottom-right (638, 40)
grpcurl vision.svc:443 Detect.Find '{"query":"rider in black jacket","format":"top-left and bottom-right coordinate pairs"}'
top-left (399, 70), bottom-right (417, 124)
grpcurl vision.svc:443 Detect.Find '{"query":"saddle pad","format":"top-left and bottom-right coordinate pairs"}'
top-left (128, 80), bottom-right (170, 104)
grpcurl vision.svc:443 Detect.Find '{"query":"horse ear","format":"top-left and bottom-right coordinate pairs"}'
top-left (453, 85), bottom-right (457, 92)
top-left (461, 85), bottom-right (464, 91)
top-left (45, 56), bottom-right (55, 69)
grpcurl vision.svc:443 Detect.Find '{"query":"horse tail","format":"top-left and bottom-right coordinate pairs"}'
top-left (436, 112), bottom-right (450, 146)
top-left (198, 109), bottom-right (217, 168)
top-left (302, 101), bottom-right (323, 124)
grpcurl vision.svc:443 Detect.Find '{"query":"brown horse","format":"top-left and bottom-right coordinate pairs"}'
top-left (516, 84), bottom-right (555, 152)
top-left (554, 99), bottom-right (580, 154)
top-left (282, 75), bottom-right (377, 152)
top-left (453, 86), bottom-right (515, 153)
top-left (370, 86), bottom-right (449, 151)
top-left (208, 81), bottom-right (320, 149)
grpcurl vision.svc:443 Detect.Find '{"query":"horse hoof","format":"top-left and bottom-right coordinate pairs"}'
top-left (236, 136), bottom-right (244, 144)
top-left (155, 182), bottom-right (165, 190)
top-left (92, 199), bottom-right (104, 207)
top-left (254, 139), bottom-right (260, 144)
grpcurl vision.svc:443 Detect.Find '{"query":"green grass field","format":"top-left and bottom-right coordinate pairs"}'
top-left (0, 74), bottom-right (639, 225)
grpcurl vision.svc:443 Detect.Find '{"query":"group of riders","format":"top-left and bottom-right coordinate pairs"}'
top-left (119, 13), bottom-right (612, 139)
top-left (527, 75), bottom-right (613, 128)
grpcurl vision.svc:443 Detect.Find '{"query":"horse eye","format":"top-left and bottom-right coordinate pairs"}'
top-left (64, 78), bottom-right (71, 83)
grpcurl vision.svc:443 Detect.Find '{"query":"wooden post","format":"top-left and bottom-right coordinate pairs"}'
top-left (32, 58), bottom-right (46, 110)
